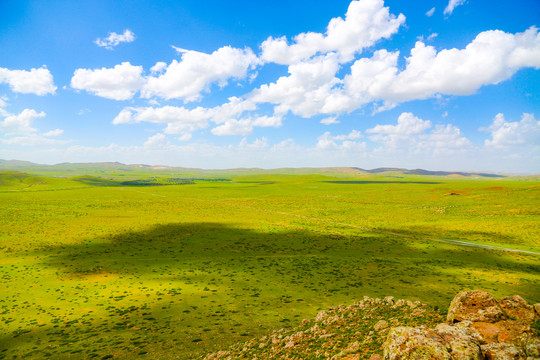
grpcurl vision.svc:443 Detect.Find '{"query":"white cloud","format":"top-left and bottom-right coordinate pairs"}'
top-left (0, 66), bottom-right (56, 95)
top-left (113, 97), bottom-right (258, 137)
top-left (0, 97), bottom-right (8, 117)
top-left (418, 33), bottom-right (438, 42)
top-left (0, 108), bottom-right (67, 146)
top-left (211, 114), bottom-right (282, 136)
top-left (367, 112), bottom-right (431, 147)
top-left (252, 115), bottom-right (282, 127)
top-left (483, 113), bottom-right (540, 148)
top-left (71, 62), bottom-right (145, 100)
top-left (250, 54), bottom-right (351, 117)
top-left (150, 62), bottom-right (167, 74)
top-left (321, 116), bottom-right (340, 125)
top-left (208, 97), bottom-right (257, 124)
top-left (78, 108), bottom-right (91, 116)
top-left (2, 134), bottom-right (68, 146)
top-left (368, 112), bottom-right (431, 136)
top-left (43, 129), bottom-right (63, 137)
top-left (142, 46), bottom-right (259, 101)
top-left (211, 119), bottom-right (253, 136)
top-left (253, 27), bottom-right (539, 118)
top-left (426, 7), bottom-right (435, 17)
top-left (237, 137), bottom-right (269, 150)
top-left (114, 105), bottom-right (210, 136)
top-left (95, 29), bottom-right (136, 50)
top-left (144, 133), bottom-right (169, 149)
top-left (177, 133), bottom-right (192, 141)
top-left (367, 112), bottom-right (470, 154)
top-left (0, 109), bottom-right (45, 134)
top-left (317, 130), bottom-right (364, 150)
top-left (260, 0), bottom-right (405, 65)
top-left (422, 124), bottom-right (471, 155)
top-left (444, 0), bottom-right (466, 16)
top-left (345, 27), bottom-right (540, 105)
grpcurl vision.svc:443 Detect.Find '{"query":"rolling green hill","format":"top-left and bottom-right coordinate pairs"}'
top-left (0, 171), bottom-right (47, 187)
top-left (0, 159), bottom-right (523, 179)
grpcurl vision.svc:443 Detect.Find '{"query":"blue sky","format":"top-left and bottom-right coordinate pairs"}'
top-left (0, 0), bottom-right (539, 172)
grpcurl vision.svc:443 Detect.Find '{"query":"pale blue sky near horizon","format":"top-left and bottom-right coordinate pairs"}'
top-left (0, 0), bottom-right (539, 172)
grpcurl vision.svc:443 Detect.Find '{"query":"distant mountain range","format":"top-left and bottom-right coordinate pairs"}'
top-left (0, 159), bottom-right (513, 178)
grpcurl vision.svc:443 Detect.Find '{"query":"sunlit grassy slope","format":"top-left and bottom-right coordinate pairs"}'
top-left (0, 172), bottom-right (538, 359)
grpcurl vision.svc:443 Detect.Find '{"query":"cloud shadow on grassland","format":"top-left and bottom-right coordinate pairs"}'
top-left (38, 222), bottom-right (539, 300)
top-left (3, 222), bottom-right (538, 359)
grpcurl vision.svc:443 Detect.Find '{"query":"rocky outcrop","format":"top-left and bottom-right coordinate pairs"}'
top-left (203, 290), bottom-right (538, 360)
top-left (447, 290), bottom-right (506, 323)
top-left (382, 290), bottom-right (540, 360)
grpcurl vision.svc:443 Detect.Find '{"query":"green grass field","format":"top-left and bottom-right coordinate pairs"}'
top-left (0, 171), bottom-right (539, 359)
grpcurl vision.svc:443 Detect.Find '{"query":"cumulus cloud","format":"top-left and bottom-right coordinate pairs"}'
top-left (483, 113), bottom-right (540, 148)
top-left (368, 112), bottom-right (431, 136)
top-left (237, 137), bottom-right (269, 150)
top-left (113, 97), bottom-right (258, 137)
top-left (0, 66), bottom-right (56, 95)
top-left (211, 119), bottom-right (253, 136)
top-left (261, 0), bottom-right (405, 65)
top-left (144, 133), bottom-right (169, 149)
top-left (211, 115), bottom-right (282, 136)
top-left (250, 27), bottom-right (540, 119)
top-left (113, 96), bottom-right (279, 138)
top-left (317, 130), bottom-right (364, 150)
top-left (252, 26), bottom-right (540, 120)
top-left (321, 116), bottom-right (340, 125)
top-left (345, 27), bottom-right (540, 105)
top-left (426, 7), bottom-right (435, 17)
top-left (0, 108), bottom-right (67, 146)
top-left (367, 112), bottom-right (470, 154)
top-left (43, 129), bottom-right (63, 137)
top-left (250, 54), bottom-right (352, 117)
top-left (71, 62), bottom-right (144, 100)
top-left (114, 105), bottom-right (210, 136)
top-left (95, 29), bottom-right (136, 49)
top-left (367, 112), bottom-right (431, 147)
top-left (444, 0), bottom-right (466, 16)
top-left (142, 46), bottom-right (259, 101)
top-left (0, 109), bottom-right (45, 135)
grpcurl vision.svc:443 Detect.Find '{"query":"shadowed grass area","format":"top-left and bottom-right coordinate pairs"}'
top-left (1, 221), bottom-right (538, 359)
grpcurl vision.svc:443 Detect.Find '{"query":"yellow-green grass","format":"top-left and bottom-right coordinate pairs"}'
top-left (0, 174), bottom-right (538, 359)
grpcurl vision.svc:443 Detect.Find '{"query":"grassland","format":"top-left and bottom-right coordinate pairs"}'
top-left (0, 170), bottom-right (539, 359)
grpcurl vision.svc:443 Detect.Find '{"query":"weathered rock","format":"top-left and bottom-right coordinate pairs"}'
top-left (525, 337), bottom-right (540, 359)
top-left (315, 310), bottom-right (328, 322)
top-left (499, 295), bottom-right (536, 323)
top-left (374, 320), bottom-right (388, 331)
top-left (383, 291), bottom-right (538, 360)
top-left (471, 320), bottom-right (533, 345)
top-left (383, 327), bottom-right (451, 360)
top-left (481, 342), bottom-right (525, 359)
top-left (447, 290), bottom-right (507, 323)
top-left (434, 323), bottom-right (483, 359)
top-left (533, 304), bottom-right (540, 318)
top-left (284, 340), bottom-right (295, 348)
top-left (384, 296), bottom-right (395, 305)
top-left (470, 322), bottom-right (504, 343)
